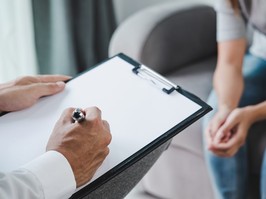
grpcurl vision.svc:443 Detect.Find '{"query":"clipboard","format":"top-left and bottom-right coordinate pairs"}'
top-left (0, 53), bottom-right (212, 198)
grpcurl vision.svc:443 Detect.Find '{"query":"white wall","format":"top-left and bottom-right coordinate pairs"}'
top-left (113, 0), bottom-right (213, 24)
top-left (113, 0), bottom-right (177, 24)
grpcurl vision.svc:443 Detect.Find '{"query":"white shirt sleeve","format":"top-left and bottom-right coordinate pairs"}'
top-left (215, 0), bottom-right (247, 41)
top-left (0, 151), bottom-right (76, 199)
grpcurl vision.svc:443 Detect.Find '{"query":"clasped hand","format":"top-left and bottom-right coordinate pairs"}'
top-left (205, 107), bottom-right (254, 157)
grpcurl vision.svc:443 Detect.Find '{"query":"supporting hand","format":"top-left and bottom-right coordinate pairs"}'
top-left (0, 75), bottom-right (70, 112)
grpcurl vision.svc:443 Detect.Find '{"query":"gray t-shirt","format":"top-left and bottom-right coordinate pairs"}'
top-left (215, 0), bottom-right (266, 60)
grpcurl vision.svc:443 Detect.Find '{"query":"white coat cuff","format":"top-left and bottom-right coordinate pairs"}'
top-left (21, 151), bottom-right (76, 199)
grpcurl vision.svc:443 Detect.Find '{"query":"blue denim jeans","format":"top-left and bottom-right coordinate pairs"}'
top-left (203, 53), bottom-right (266, 199)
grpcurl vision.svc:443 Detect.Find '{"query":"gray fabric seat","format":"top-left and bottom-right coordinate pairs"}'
top-left (109, 2), bottom-right (265, 199)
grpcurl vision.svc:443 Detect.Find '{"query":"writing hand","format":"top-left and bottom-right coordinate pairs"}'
top-left (46, 107), bottom-right (112, 187)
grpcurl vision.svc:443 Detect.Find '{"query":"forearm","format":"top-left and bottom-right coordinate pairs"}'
top-left (214, 38), bottom-right (246, 112)
top-left (246, 102), bottom-right (266, 123)
top-left (213, 63), bottom-right (244, 111)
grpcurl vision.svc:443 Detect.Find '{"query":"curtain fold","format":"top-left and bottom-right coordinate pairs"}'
top-left (0, 0), bottom-right (38, 83)
top-left (32, 0), bottom-right (116, 76)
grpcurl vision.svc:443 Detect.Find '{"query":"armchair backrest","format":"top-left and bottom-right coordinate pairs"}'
top-left (109, 2), bottom-right (217, 74)
top-left (141, 5), bottom-right (217, 74)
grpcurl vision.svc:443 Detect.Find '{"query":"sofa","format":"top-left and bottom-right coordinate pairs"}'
top-left (109, 1), bottom-right (266, 199)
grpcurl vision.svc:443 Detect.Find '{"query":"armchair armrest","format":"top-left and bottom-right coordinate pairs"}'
top-left (109, 1), bottom-right (216, 74)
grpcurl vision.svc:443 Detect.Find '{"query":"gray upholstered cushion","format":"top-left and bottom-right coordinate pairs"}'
top-left (141, 6), bottom-right (217, 74)
top-left (166, 57), bottom-right (216, 100)
top-left (109, 2), bottom-right (216, 74)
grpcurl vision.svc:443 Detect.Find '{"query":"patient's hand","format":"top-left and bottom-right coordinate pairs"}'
top-left (205, 107), bottom-right (231, 147)
top-left (207, 107), bottom-right (254, 157)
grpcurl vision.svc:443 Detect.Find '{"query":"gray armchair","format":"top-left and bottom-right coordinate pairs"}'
top-left (109, 1), bottom-right (265, 199)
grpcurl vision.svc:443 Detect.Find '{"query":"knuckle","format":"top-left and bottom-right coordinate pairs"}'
top-left (85, 107), bottom-right (102, 121)
top-left (14, 76), bottom-right (35, 85)
top-left (103, 148), bottom-right (110, 157)
top-left (103, 120), bottom-right (110, 131)
top-left (91, 106), bottom-right (101, 113)
top-left (90, 116), bottom-right (101, 126)
top-left (104, 132), bottom-right (112, 146)
top-left (88, 106), bottom-right (101, 115)
top-left (46, 83), bottom-right (58, 91)
top-left (99, 132), bottom-right (112, 148)
top-left (63, 107), bottom-right (75, 115)
top-left (60, 108), bottom-right (75, 123)
top-left (233, 108), bottom-right (241, 116)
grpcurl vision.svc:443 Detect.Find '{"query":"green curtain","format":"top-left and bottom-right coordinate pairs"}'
top-left (32, 0), bottom-right (116, 76)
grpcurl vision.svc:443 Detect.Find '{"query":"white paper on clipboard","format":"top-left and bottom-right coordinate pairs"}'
top-left (0, 55), bottom-right (203, 190)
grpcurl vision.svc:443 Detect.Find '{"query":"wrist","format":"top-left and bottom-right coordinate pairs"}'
top-left (243, 105), bottom-right (259, 124)
top-left (245, 102), bottom-right (266, 123)
top-left (218, 104), bottom-right (235, 115)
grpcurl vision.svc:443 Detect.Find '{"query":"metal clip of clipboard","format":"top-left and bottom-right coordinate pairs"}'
top-left (132, 65), bottom-right (180, 94)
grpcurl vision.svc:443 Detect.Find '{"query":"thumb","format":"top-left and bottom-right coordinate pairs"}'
top-left (213, 127), bottom-right (227, 144)
top-left (30, 81), bottom-right (66, 98)
top-left (213, 116), bottom-right (236, 144)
